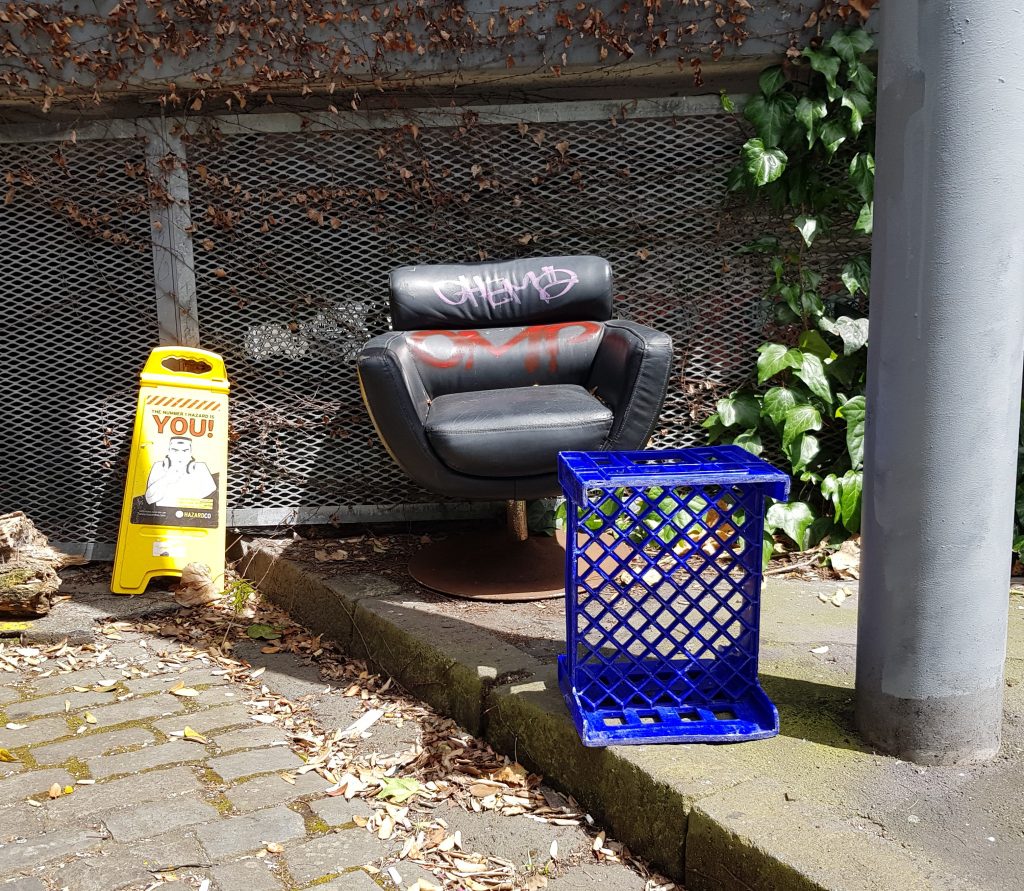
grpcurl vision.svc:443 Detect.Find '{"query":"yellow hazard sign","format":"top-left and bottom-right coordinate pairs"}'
top-left (111, 347), bottom-right (230, 595)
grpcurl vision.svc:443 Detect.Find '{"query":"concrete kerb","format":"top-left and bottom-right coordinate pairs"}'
top-left (234, 539), bottom-right (970, 890)
top-left (684, 778), bottom-right (980, 891)
top-left (484, 666), bottom-right (690, 878)
top-left (233, 539), bottom-right (537, 736)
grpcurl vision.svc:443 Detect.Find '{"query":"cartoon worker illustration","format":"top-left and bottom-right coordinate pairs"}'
top-left (144, 436), bottom-right (216, 507)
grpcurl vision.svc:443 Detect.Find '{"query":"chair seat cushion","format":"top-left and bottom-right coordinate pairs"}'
top-left (425, 384), bottom-right (613, 478)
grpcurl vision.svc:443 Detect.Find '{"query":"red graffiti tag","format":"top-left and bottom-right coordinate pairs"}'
top-left (407, 321), bottom-right (602, 374)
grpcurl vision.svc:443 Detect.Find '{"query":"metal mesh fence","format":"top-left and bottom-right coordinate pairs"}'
top-left (1, 98), bottom-right (772, 549)
top-left (0, 137), bottom-right (158, 548)
top-left (187, 103), bottom-right (769, 524)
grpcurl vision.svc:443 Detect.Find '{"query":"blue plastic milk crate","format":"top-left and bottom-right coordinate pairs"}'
top-left (557, 446), bottom-right (790, 746)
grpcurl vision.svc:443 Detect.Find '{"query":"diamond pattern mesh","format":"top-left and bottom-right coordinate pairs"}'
top-left (187, 109), bottom-right (768, 518)
top-left (568, 483), bottom-right (761, 711)
top-left (557, 447), bottom-right (781, 743)
top-left (0, 138), bottom-right (157, 545)
top-left (2, 102), bottom-right (773, 547)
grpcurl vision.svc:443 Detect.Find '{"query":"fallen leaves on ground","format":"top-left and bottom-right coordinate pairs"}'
top-left (817, 586), bottom-right (854, 608)
top-left (829, 538), bottom-right (860, 579)
top-left (376, 776), bottom-right (421, 803)
top-left (173, 561), bottom-right (222, 607)
top-left (0, 558), bottom-right (681, 891)
top-left (182, 726), bottom-right (210, 743)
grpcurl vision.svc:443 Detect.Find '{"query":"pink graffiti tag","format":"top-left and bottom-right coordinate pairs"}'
top-left (432, 265), bottom-right (580, 308)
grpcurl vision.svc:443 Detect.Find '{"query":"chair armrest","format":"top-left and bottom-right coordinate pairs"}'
top-left (357, 332), bottom-right (447, 487)
top-left (586, 320), bottom-right (673, 449)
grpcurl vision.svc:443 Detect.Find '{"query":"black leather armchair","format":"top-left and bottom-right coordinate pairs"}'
top-left (357, 255), bottom-right (673, 599)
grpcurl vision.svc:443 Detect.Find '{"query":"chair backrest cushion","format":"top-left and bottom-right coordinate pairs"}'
top-left (389, 255), bottom-right (613, 330)
top-left (401, 320), bottom-right (605, 397)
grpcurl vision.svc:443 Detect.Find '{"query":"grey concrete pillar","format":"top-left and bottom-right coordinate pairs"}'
top-left (855, 3), bottom-right (1024, 763)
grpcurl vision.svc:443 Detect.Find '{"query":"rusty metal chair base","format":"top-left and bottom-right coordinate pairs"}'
top-left (409, 530), bottom-right (566, 602)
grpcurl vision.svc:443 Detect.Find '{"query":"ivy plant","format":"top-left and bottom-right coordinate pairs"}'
top-left (705, 28), bottom-right (875, 563)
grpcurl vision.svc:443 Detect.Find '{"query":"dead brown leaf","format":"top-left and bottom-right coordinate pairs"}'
top-left (849, 0), bottom-right (878, 18)
top-left (173, 562), bottom-right (222, 606)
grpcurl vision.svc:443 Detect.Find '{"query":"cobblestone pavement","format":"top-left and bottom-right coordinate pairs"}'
top-left (0, 576), bottom-right (679, 891)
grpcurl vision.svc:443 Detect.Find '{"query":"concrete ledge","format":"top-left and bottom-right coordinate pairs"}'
top-left (686, 778), bottom-right (979, 891)
top-left (235, 540), bottom-right (538, 737)
top-left (236, 537), bottom-right (1023, 890)
top-left (485, 666), bottom-right (689, 877)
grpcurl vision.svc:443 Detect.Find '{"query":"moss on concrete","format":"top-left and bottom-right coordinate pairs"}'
top-left (11, 747), bottom-right (39, 770)
top-left (348, 599), bottom-right (485, 735)
top-left (685, 803), bottom-right (822, 891)
top-left (240, 546), bottom-right (486, 736)
top-left (209, 792), bottom-right (234, 815)
top-left (236, 549), bottom-right (361, 658)
top-left (61, 756), bottom-right (90, 780)
top-left (289, 801), bottom-right (331, 836)
top-left (484, 677), bottom-right (688, 880)
top-left (198, 764), bottom-right (226, 787)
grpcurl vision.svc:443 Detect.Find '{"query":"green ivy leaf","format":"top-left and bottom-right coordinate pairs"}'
top-left (246, 623), bottom-right (282, 640)
top-left (782, 404), bottom-right (823, 451)
top-left (800, 268), bottom-right (823, 291)
top-left (802, 48), bottom-right (842, 100)
top-left (794, 214), bottom-right (820, 247)
top-left (732, 430), bottom-right (763, 456)
top-left (719, 90), bottom-right (736, 112)
top-left (828, 28), bottom-right (874, 64)
top-left (826, 354), bottom-right (863, 389)
top-left (738, 236), bottom-right (781, 254)
top-left (716, 393), bottom-right (761, 429)
top-left (741, 138), bottom-right (788, 186)
top-left (798, 329), bottom-right (834, 360)
top-left (854, 201), bottom-right (873, 234)
top-left (828, 316), bottom-right (870, 355)
top-left (725, 164), bottom-right (747, 192)
top-left (794, 352), bottom-right (833, 404)
top-left (847, 59), bottom-right (877, 96)
top-left (757, 343), bottom-right (803, 383)
top-left (762, 526), bottom-right (776, 570)
top-left (837, 469), bottom-right (863, 531)
top-left (841, 256), bottom-right (871, 296)
top-left (779, 283), bottom-right (804, 317)
top-left (766, 501), bottom-right (817, 550)
top-left (377, 776), bottom-right (422, 803)
top-left (758, 65), bottom-right (786, 97)
top-left (743, 93), bottom-right (797, 148)
top-left (837, 395), bottom-right (866, 467)
top-left (841, 90), bottom-right (871, 136)
top-left (806, 517), bottom-right (835, 549)
top-left (821, 473), bottom-right (841, 512)
top-left (794, 96), bottom-right (828, 148)
top-left (849, 153), bottom-right (875, 202)
top-left (820, 119), bottom-right (848, 156)
top-left (786, 432), bottom-right (820, 472)
top-left (763, 386), bottom-right (798, 426)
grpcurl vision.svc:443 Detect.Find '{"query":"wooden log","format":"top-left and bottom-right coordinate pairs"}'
top-left (0, 565), bottom-right (58, 617)
top-left (0, 511), bottom-right (86, 617)
top-left (0, 511), bottom-right (48, 553)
